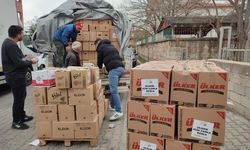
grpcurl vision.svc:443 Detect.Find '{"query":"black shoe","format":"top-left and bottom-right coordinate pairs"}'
top-left (23, 115), bottom-right (33, 122)
top-left (12, 122), bottom-right (29, 130)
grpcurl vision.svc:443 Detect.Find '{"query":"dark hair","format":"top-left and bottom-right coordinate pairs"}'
top-left (8, 25), bottom-right (23, 38)
top-left (94, 38), bottom-right (102, 45)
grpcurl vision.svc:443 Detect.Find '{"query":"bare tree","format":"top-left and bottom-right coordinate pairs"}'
top-left (228, 0), bottom-right (249, 48)
top-left (120, 0), bottom-right (185, 34)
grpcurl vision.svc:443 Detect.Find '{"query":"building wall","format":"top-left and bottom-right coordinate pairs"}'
top-left (137, 38), bottom-right (220, 61)
top-left (209, 59), bottom-right (250, 120)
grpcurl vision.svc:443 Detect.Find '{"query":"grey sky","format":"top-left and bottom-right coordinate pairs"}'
top-left (23, 0), bottom-right (124, 23)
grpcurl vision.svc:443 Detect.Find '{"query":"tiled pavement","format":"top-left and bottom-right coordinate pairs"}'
top-left (0, 85), bottom-right (249, 150)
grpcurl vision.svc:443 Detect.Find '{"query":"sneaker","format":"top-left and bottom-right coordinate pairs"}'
top-left (23, 115), bottom-right (34, 122)
top-left (12, 122), bottom-right (29, 130)
top-left (109, 105), bottom-right (115, 111)
top-left (109, 112), bottom-right (123, 121)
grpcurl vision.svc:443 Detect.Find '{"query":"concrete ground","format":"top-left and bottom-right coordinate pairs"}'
top-left (0, 85), bottom-right (250, 150)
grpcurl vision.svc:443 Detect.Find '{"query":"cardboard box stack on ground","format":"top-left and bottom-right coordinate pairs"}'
top-left (127, 60), bottom-right (228, 150)
top-left (32, 66), bottom-right (107, 146)
top-left (76, 19), bottom-right (120, 66)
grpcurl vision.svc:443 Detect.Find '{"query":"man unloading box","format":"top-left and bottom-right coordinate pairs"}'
top-left (1, 25), bottom-right (38, 130)
top-left (95, 39), bottom-right (125, 121)
top-left (53, 22), bottom-right (83, 67)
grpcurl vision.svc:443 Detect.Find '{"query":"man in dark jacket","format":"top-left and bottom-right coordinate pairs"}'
top-left (64, 41), bottom-right (81, 67)
top-left (1, 25), bottom-right (38, 130)
top-left (95, 39), bottom-right (125, 121)
top-left (53, 21), bottom-right (83, 67)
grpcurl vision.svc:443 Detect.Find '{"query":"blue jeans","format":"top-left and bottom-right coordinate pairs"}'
top-left (108, 67), bottom-right (125, 113)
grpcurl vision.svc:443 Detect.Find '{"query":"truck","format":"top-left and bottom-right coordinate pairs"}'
top-left (0, 0), bottom-right (45, 85)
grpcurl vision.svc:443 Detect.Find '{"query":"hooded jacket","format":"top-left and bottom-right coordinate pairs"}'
top-left (96, 39), bottom-right (124, 72)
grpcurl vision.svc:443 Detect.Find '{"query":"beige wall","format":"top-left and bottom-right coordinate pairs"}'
top-left (209, 59), bottom-right (250, 120)
top-left (137, 38), bottom-right (219, 61)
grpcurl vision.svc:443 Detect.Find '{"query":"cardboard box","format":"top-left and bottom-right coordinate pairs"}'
top-left (88, 52), bottom-right (97, 60)
top-left (82, 42), bottom-right (90, 51)
top-left (82, 32), bottom-right (90, 41)
top-left (33, 87), bottom-right (47, 105)
top-left (102, 32), bottom-right (110, 40)
top-left (192, 143), bottom-right (221, 150)
top-left (77, 32), bottom-right (84, 41)
top-left (36, 105), bottom-right (58, 121)
top-left (104, 98), bottom-right (109, 115)
top-left (74, 119), bottom-right (99, 139)
top-left (68, 85), bottom-right (94, 105)
top-left (32, 69), bottom-right (56, 87)
top-left (91, 67), bottom-right (100, 84)
top-left (89, 25), bottom-right (99, 32)
top-left (130, 67), bottom-right (172, 104)
top-left (75, 102), bottom-right (97, 121)
top-left (47, 87), bottom-right (68, 105)
top-left (178, 107), bottom-right (225, 145)
top-left (55, 69), bottom-right (71, 89)
top-left (99, 20), bottom-right (112, 25)
top-left (71, 68), bottom-right (91, 89)
top-left (198, 66), bottom-right (228, 108)
top-left (89, 42), bottom-right (96, 51)
top-left (150, 104), bottom-right (175, 139)
top-left (93, 80), bottom-right (102, 100)
top-left (110, 26), bottom-right (118, 42)
top-left (81, 51), bottom-right (89, 60)
top-left (97, 32), bottom-right (103, 39)
top-left (52, 122), bottom-right (74, 139)
top-left (99, 25), bottom-right (110, 32)
top-left (82, 20), bottom-right (92, 31)
top-left (97, 99), bottom-right (105, 128)
top-left (89, 32), bottom-right (97, 41)
top-left (127, 132), bottom-right (164, 150)
top-left (127, 101), bottom-right (150, 135)
top-left (165, 140), bottom-right (191, 150)
top-left (170, 66), bottom-right (198, 106)
top-left (58, 105), bottom-right (75, 121)
top-left (112, 41), bottom-right (120, 50)
top-left (35, 121), bottom-right (52, 138)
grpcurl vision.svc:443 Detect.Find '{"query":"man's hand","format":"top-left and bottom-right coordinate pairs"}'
top-left (31, 58), bottom-right (38, 64)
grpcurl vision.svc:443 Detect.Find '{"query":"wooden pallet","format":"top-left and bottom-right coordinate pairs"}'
top-left (39, 138), bottom-right (98, 147)
top-left (179, 138), bottom-right (223, 146)
top-left (170, 100), bottom-right (195, 107)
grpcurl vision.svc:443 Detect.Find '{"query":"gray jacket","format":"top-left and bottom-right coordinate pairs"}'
top-left (64, 50), bottom-right (81, 67)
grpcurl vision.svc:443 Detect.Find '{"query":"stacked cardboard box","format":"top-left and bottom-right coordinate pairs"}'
top-left (127, 60), bottom-right (227, 150)
top-left (32, 67), bottom-right (108, 145)
top-left (76, 19), bottom-right (120, 66)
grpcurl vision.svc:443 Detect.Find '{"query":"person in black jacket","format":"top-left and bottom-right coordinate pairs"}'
top-left (1, 25), bottom-right (38, 130)
top-left (64, 41), bottom-right (81, 67)
top-left (95, 39), bottom-right (125, 121)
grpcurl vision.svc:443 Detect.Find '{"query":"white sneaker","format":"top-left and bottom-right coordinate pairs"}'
top-left (109, 105), bottom-right (115, 111)
top-left (109, 112), bottom-right (123, 121)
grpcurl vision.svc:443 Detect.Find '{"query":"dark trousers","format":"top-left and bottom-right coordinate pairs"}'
top-left (53, 39), bottom-right (66, 67)
top-left (6, 77), bottom-right (26, 123)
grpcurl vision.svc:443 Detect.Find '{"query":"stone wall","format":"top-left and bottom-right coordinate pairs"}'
top-left (209, 59), bottom-right (250, 120)
top-left (137, 38), bottom-right (220, 61)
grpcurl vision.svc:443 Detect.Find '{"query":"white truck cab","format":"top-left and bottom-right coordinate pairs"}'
top-left (0, 0), bottom-right (43, 85)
